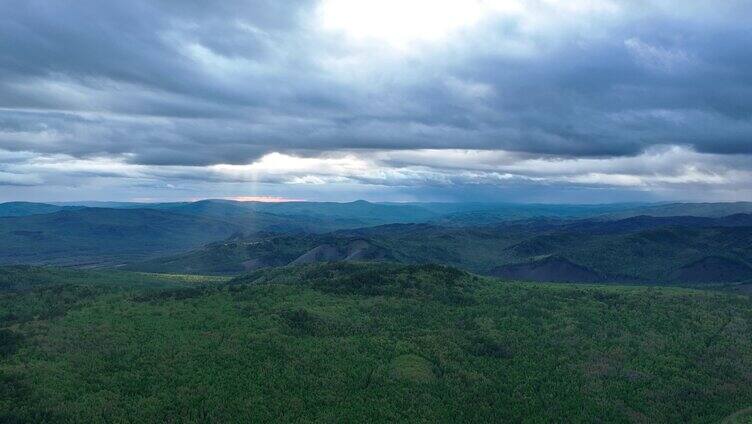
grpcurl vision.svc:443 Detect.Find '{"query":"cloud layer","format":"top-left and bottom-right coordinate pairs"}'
top-left (0, 0), bottom-right (750, 201)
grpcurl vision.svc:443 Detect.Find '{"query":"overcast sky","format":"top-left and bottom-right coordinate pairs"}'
top-left (0, 0), bottom-right (751, 203)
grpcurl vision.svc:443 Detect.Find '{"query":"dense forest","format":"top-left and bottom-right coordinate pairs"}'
top-left (2, 263), bottom-right (752, 422)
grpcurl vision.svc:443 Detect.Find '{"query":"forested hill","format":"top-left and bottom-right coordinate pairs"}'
top-left (1, 263), bottom-right (751, 422)
top-left (128, 214), bottom-right (752, 286)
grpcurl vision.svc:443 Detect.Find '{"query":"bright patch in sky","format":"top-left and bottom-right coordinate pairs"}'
top-left (316, 0), bottom-right (619, 49)
top-left (224, 196), bottom-right (303, 202)
top-left (318, 0), bottom-right (493, 48)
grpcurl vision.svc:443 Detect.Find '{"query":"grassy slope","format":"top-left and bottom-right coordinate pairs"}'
top-left (0, 265), bottom-right (228, 291)
top-left (1, 263), bottom-right (751, 422)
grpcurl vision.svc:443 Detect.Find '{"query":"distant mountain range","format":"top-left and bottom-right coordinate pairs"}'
top-left (0, 200), bottom-right (446, 266)
top-left (2, 199), bottom-right (752, 284)
top-left (6, 199), bottom-right (752, 221)
top-left (0, 202), bottom-right (82, 217)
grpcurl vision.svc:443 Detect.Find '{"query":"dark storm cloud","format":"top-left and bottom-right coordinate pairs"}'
top-left (0, 0), bottom-right (750, 174)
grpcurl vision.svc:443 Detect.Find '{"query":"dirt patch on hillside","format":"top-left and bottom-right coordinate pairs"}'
top-left (345, 240), bottom-right (389, 261)
top-left (490, 256), bottom-right (601, 283)
top-left (242, 258), bottom-right (269, 272)
top-left (290, 240), bottom-right (390, 265)
top-left (290, 245), bottom-right (341, 265)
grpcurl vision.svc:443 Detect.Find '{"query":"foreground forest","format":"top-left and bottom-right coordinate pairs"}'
top-left (2, 263), bottom-right (751, 422)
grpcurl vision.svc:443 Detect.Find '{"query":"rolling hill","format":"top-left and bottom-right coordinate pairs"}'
top-left (127, 234), bottom-right (394, 275)
top-left (0, 201), bottom-right (437, 267)
top-left (4, 200), bottom-right (752, 285)
top-left (606, 202), bottom-right (752, 219)
top-left (129, 214), bottom-right (752, 285)
top-left (0, 202), bottom-right (81, 217)
top-left (0, 208), bottom-right (244, 266)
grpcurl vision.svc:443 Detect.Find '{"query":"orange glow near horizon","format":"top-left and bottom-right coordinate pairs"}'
top-left (224, 196), bottom-right (304, 203)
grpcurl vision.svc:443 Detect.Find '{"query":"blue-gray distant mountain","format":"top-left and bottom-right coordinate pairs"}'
top-left (0, 208), bottom-right (242, 266)
top-left (41, 199), bottom-right (752, 223)
top-left (0, 202), bottom-right (82, 217)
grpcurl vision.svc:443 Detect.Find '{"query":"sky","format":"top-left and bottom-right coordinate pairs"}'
top-left (0, 0), bottom-right (751, 203)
